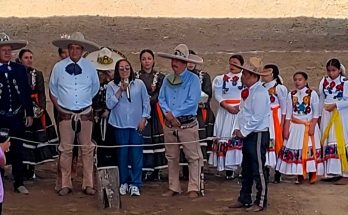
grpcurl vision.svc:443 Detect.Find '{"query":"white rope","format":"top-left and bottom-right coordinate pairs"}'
top-left (9, 136), bottom-right (234, 148)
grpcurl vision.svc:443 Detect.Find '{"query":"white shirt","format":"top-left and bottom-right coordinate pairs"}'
top-left (235, 81), bottom-right (270, 137)
top-left (286, 87), bottom-right (320, 121)
top-left (49, 57), bottom-right (99, 110)
top-left (213, 72), bottom-right (243, 104)
top-left (262, 79), bottom-right (288, 114)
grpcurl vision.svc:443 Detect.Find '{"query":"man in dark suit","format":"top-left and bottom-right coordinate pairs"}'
top-left (0, 32), bottom-right (33, 194)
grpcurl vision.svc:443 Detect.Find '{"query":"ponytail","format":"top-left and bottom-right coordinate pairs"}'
top-left (264, 64), bottom-right (282, 84)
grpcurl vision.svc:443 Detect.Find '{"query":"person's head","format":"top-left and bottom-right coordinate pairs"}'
top-left (98, 70), bottom-right (114, 83)
top-left (241, 69), bottom-right (260, 87)
top-left (229, 54), bottom-right (244, 74)
top-left (140, 49), bottom-right (155, 72)
top-left (171, 58), bottom-right (187, 75)
top-left (0, 45), bottom-right (12, 63)
top-left (293, 71), bottom-right (308, 90)
top-left (18, 49), bottom-right (33, 68)
top-left (187, 50), bottom-right (197, 71)
top-left (68, 44), bottom-right (84, 62)
top-left (262, 64), bottom-right (282, 84)
top-left (114, 59), bottom-right (135, 85)
top-left (326, 58), bottom-right (341, 80)
top-left (58, 48), bottom-right (69, 60)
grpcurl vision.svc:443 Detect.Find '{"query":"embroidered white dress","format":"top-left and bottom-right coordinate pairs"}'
top-left (263, 80), bottom-right (288, 168)
top-left (276, 87), bottom-right (324, 176)
top-left (319, 75), bottom-right (348, 177)
top-left (210, 72), bottom-right (243, 171)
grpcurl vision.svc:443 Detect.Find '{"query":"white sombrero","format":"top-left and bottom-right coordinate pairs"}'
top-left (85, 47), bottom-right (125, 71)
top-left (52, 32), bottom-right (100, 52)
top-left (231, 57), bottom-right (272, 76)
top-left (157, 44), bottom-right (203, 64)
top-left (0, 32), bottom-right (28, 50)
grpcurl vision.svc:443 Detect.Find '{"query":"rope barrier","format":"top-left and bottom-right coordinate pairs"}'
top-left (9, 136), bottom-right (235, 148)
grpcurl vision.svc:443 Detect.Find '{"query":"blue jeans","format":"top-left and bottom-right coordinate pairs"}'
top-left (114, 128), bottom-right (143, 188)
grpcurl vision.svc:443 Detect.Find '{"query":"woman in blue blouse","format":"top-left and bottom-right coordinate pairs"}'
top-left (106, 59), bottom-right (150, 196)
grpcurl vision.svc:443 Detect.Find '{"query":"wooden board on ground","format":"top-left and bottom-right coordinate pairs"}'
top-left (97, 166), bottom-right (121, 209)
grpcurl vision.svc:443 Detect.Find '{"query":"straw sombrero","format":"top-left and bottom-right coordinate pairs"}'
top-left (0, 32), bottom-right (28, 50)
top-left (157, 44), bottom-right (203, 64)
top-left (52, 32), bottom-right (100, 52)
top-left (231, 57), bottom-right (272, 76)
top-left (85, 47), bottom-right (125, 71)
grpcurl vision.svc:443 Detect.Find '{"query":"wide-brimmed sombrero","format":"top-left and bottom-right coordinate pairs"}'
top-left (0, 32), bottom-right (28, 50)
top-left (157, 44), bottom-right (203, 64)
top-left (85, 47), bottom-right (125, 71)
top-left (231, 57), bottom-right (272, 76)
top-left (52, 32), bottom-right (100, 52)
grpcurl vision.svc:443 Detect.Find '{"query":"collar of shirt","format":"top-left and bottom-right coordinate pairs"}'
top-left (263, 79), bottom-right (277, 88)
top-left (249, 81), bottom-right (262, 92)
top-left (0, 61), bottom-right (10, 66)
top-left (67, 57), bottom-right (83, 66)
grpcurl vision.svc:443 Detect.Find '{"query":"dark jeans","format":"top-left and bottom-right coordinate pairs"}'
top-left (114, 128), bottom-right (143, 188)
top-left (238, 131), bottom-right (269, 208)
top-left (0, 114), bottom-right (25, 189)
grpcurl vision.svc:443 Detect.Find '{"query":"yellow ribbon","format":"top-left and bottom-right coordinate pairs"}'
top-left (320, 109), bottom-right (348, 171)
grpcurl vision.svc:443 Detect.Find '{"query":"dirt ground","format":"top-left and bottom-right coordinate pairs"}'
top-left (1, 16), bottom-right (348, 214)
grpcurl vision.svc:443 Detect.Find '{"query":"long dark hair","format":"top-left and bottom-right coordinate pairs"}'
top-left (17, 49), bottom-right (33, 64)
top-left (139, 49), bottom-right (155, 71)
top-left (264, 64), bottom-right (282, 84)
top-left (229, 54), bottom-right (244, 65)
top-left (114, 59), bottom-right (135, 85)
top-left (326, 58), bottom-right (342, 75)
top-left (293, 71), bottom-right (309, 88)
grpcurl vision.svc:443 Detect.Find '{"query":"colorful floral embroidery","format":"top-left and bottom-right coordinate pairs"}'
top-left (267, 83), bottom-right (278, 103)
top-left (291, 89), bottom-right (312, 114)
top-left (279, 147), bottom-right (322, 164)
top-left (222, 74), bottom-right (243, 94)
top-left (323, 76), bottom-right (344, 100)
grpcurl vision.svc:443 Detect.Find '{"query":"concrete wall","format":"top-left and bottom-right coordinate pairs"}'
top-left (1, 0), bottom-right (348, 18)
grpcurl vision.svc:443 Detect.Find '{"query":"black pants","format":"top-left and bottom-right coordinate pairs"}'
top-left (0, 114), bottom-right (25, 189)
top-left (238, 131), bottom-right (269, 208)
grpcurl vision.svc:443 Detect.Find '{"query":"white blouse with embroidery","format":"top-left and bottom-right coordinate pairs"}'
top-left (263, 79), bottom-right (288, 114)
top-left (213, 72), bottom-right (243, 104)
top-left (319, 75), bottom-right (348, 112)
top-left (286, 87), bottom-right (320, 121)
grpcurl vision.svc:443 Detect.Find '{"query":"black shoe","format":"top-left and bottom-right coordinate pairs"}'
top-left (225, 171), bottom-right (235, 180)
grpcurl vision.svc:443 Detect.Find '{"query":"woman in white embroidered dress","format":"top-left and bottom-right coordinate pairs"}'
top-left (210, 54), bottom-right (244, 179)
top-left (319, 58), bottom-right (348, 185)
top-left (261, 64), bottom-right (288, 183)
top-left (277, 71), bottom-right (323, 184)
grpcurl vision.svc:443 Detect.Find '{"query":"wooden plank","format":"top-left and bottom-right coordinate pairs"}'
top-left (97, 166), bottom-right (121, 209)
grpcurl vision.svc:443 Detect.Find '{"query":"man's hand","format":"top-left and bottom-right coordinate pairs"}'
top-left (165, 112), bottom-right (175, 122)
top-left (25, 116), bottom-right (33, 127)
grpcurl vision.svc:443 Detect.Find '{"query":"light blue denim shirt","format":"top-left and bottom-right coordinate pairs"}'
top-left (106, 79), bottom-right (151, 129)
top-left (49, 57), bottom-right (99, 110)
top-left (158, 69), bottom-right (201, 117)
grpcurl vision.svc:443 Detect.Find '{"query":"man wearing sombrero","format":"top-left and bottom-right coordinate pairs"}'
top-left (0, 32), bottom-right (33, 194)
top-left (49, 32), bottom-right (100, 196)
top-left (158, 44), bottom-right (204, 198)
top-left (229, 57), bottom-right (271, 212)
